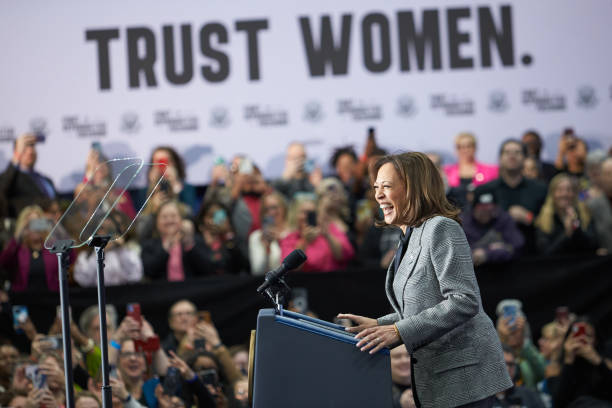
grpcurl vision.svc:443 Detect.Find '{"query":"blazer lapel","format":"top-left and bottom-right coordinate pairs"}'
top-left (385, 242), bottom-right (402, 314)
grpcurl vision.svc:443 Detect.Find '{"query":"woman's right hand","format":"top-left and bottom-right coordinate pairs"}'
top-left (336, 313), bottom-right (378, 334)
top-left (302, 226), bottom-right (320, 245)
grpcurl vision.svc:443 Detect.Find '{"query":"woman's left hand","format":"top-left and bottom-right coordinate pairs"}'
top-left (354, 324), bottom-right (400, 354)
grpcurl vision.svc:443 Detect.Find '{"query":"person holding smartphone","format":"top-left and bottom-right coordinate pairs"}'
top-left (0, 205), bottom-right (73, 292)
top-left (338, 153), bottom-right (512, 408)
top-left (279, 193), bottom-right (354, 272)
top-left (548, 318), bottom-right (612, 406)
top-left (248, 191), bottom-right (290, 275)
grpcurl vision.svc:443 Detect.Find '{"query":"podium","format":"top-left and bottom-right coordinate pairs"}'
top-left (251, 309), bottom-right (392, 408)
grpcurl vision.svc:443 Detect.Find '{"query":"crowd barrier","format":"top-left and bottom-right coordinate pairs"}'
top-left (9, 254), bottom-right (612, 348)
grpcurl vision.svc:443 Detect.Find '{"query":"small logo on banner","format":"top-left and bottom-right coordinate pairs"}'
top-left (0, 126), bottom-right (15, 142)
top-left (576, 86), bottom-right (598, 109)
top-left (396, 96), bottom-right (417, 118)
top-left (430, 94), bottom-right (475, 116)
top-left (121, 112), bottom-right (141, 133)
top-left (154, 111), bottom-right (198, 132)
top-left (303, 101), bottom-right (324, 123)
top-left (521, 89), bottom-right (566, 111)
top-left (337, 99), bottom-right (382, 121)
top-left (488, 91), bottom-right (509, 113)
top-left (29, 117), bottom-right (49, 135)
top-left (209, 107), bottom-right (230, 128)
top-left (62, 116), bottom-right (107, 137)
top-left (244, 105), bottom-right (289, 126)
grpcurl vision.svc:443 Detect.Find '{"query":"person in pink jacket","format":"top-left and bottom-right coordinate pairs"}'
top-left (444, 132), bottom-right (499, 188)
top-left (279, 194), bottom-right (354, 272)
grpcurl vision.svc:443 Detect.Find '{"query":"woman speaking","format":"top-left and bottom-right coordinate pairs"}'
top-left (339, 153), bottom-right (511, 408)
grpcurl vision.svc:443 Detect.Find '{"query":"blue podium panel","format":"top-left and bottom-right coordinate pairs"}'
top-left (252, 309), bottom-right (392, 408)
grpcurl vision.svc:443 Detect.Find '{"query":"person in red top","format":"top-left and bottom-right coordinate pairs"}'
top-left (280, 194), bottom-right (354, 272)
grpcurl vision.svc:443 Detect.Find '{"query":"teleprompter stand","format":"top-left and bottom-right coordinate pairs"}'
top-left (49, 239), bottom-right (75, 408)
top-left (89, 235), bottom-right (112, 408)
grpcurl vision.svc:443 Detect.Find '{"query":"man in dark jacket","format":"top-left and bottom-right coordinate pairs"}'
top-left (0, 133), bottom-right (56, 218)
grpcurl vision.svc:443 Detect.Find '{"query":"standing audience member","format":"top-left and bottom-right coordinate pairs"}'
top-left (554, 129), bottom-right (588, 179)
top-left (475, 139), bottom-right (547, 254)
top-left (496, 300), bottom-right (547, 390)
top-left (549, 318), bottom-right (612, 407)
top-left (522, 130), bottom-right (557, 182)
top-left (583, 149), bottom-right (607, 200)
top-left (147, 146), bottom-right (198, 214)
top-left (0, 133), bottom-right (56, 219)
top-left (248, 191), bottom-right (289, 275)
top-left (534, 174), bottom-right (598, 255)
top-left (0, 206), bottom-right (72, 292)
top-left (196, 200), bottom-right (245, 275)
top-left (587, 157), bottom-right (612, 254)
top-left (461, 191), bottom-right (524, 266)
top-left (73, 211), bottom-right (143, 287)
top-left (443, 132), bottom-right (498, 189)
top-left (272, 142), bottom-right (320, 199)
top-left (280, 194), bottom-right (354, 272)
top-left (141, 200), bottom-right (213, 281)
top-left (162, 300), bottom-right (198, 354)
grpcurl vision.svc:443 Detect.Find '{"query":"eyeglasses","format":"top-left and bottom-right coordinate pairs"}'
top-left (119, 351), bottom-right (144, 359)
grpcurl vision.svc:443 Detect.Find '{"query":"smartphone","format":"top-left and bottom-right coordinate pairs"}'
top-left (303, 159), bottom-right (315, 174)
top-left (91, 141), bottom-right (102, 152)
top-left (199, 368), bottom-right (219, 387)
top-left (212, 209), bottom-right (227, 226)
top-left (25, 365), bottom-right (47, 389)
top-left (198, 311), bottom-right (212, 323)
top-left (571, 322), bottom-right (587, 338)
top-left (159, 179), bottom-right (171, 194)
top-left (29, 218), bottom-right (52, 232)
top-left (238, 158), bottom-right (254, 175)
top-left (163, 367), bottom-right (182, 396)
top-left (126, 303), bottom-right (142, 326)
top-left (109, 365), bottom-right (119, 380)
top-left (194, 338), bottom-right (207, 350)
top-left (12, 305), bottom-right (28, 333)
top-left (502, 305), bottom-right (517, 326)
top-left (290, 288), bottom-right (309, 314)
top-left (306, 210), bottom-right (317, 227)
top-left (40, 336), bottom-right (62, 351)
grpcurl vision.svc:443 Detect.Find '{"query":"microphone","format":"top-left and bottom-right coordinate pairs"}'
top-left (257, 249), bottom-right (307, 293)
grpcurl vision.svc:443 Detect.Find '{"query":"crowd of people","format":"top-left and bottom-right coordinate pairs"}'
top-left (0, 127), bottom-right (611, 407)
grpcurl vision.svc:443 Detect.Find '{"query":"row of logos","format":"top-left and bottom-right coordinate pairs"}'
top-left (0, 86), bottom-right (610, 140)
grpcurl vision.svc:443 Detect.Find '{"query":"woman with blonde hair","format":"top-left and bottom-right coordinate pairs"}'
top-left (0, 205), bottom-right (73, 291)
top-left (444, 132), bottom-right (498, 188)
top-left (534, 174), bottom-right (598, 255)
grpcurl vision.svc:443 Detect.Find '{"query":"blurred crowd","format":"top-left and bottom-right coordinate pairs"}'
top-left (0, 127), bottom-right (611, 407)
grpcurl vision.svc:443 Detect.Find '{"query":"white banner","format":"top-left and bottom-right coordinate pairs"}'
top-left (1, 0), bottom-right (611, 192)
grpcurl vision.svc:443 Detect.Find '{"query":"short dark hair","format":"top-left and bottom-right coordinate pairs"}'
top-left (499, 139), bottom-right (527, 157)
top-left (330, 146), bottom-right (358, 169)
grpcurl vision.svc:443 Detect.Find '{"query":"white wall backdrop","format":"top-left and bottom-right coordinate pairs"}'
top-left (1, 0), bottom-right (611, 191)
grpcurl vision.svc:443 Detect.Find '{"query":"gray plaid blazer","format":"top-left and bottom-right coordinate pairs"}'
top-left (378, 216), bottom-right (512, 408)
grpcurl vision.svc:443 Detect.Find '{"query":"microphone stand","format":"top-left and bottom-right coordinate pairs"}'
top-left (262, 277), bottom-right (291, 314)
top-left (89, 235), bottom-right (112, 408)
top-left (50, 239), bottom-right (75, 408)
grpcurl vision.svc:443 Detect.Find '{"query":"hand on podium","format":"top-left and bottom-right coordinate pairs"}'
top-left (337, 313), bottom-right (401, 354)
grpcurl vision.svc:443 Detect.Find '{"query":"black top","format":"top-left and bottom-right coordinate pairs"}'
top-left (393, 227), bottom-right (413, 275)
top-left (474, 176), bottom-right (547, 215)
top-left (28, 251), bottom-right (47, 290)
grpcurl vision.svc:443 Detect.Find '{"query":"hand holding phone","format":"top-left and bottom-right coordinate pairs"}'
top-left (126, 303), bottom-right (142, 328)
top-left (502, 305), bottom-right (518, 327)
top-left (12, 305), bottom-right (28, 333)
top-left (306, 210), bottom-right (317, 227)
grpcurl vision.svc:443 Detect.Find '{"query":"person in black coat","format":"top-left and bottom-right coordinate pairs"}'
top-left (141, 200), bottom-right (213, 281)
top-left (0, 133), bottom-right (56, 219)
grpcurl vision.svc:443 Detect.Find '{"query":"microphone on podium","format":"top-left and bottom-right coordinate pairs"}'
top-left (257, 249), bottom-right (307, 293)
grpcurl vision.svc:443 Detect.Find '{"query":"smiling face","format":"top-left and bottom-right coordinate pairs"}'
top-left (553, 178), bottom-right (575, 213)
top-left (118, 340), bottom-right (146, 380)
top-left (374, 163), bottom-right (407, 231)
top-left (156, 202), bottom-right (181, 237)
